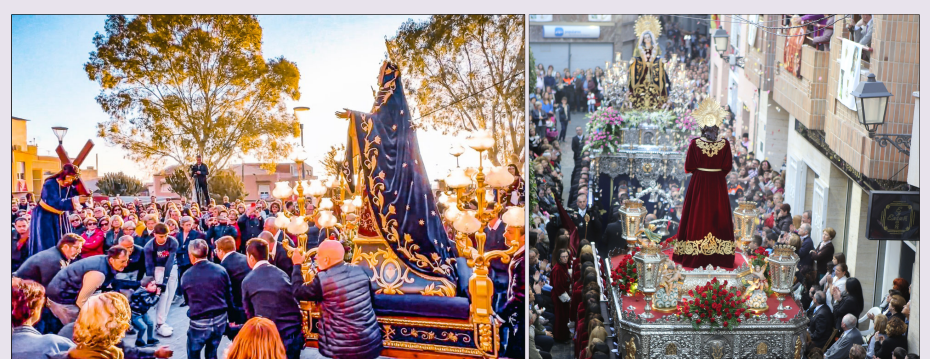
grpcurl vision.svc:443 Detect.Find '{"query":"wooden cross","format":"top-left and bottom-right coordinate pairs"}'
top-left (55, 139), bottom-right (94, 196)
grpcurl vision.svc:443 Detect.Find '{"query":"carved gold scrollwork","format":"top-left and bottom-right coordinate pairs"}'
top-left (673, 232), bottom-right (735, 256)
top-left (478, 324), bottom-right (493, 352)
top-left (756, 342), bottom-right (768, 354)
top-left (383, 325), bottom-right (394, 341)
top-left (696, 138), bottom-right (726, 157)
top-left (400, 328), bottom-right (471, 344)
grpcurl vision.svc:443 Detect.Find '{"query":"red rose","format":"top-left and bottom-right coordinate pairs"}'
top-left (726, 313), bottom-right (732, 319)
top-left (723, 280), bottom-right (728, 286)
top-left (736, 290), bottom-right (742, 297)
top-left (696, 318), bottom-right (702, 324)
top-left (723, 321), bottom-right (729, 327)
top-left (712, 295), bottom-right (717, 301)
top-left (689, 289), bottom-right (694, 296)
top-left (737, 318), bottom-right (742, 323)
top-left (700, 313), bottom-right (706, 318)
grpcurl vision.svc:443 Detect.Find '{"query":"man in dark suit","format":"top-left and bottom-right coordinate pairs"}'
top-left (571, 127), bottom-right (585, 160)
top-left (175, 216), bottom-right (204, 305)
top-left (531, 102), bottom-right (546, 136)
top-left (214, 236), bottom-right (250, 339)
top-left (797, 223), bottom-right (814, 277)
top-left (179, 239), bottom-right (234, 359)
top-left (555, 97), bottom-right (571, 142)
top-left (257, 230), bottom-right (293, 275)
top-left (808, 291), bottom-right (835, 351)
top-left (823, 314), bottom-right (863, 359)
top-left (241, 239), bottom-right (304, 359)
top-left (602, 211), bottom-right (627, 255)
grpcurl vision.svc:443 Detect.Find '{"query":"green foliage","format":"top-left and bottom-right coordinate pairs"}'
top-left (164, 166), bottom-right (192, 200)
top-left (85, 15), bottom-right (302, 175)
top-left (528, 164), bottom-right (537, 213)
top-left (529, 47), bottom-right (536, 91)
top-left (96, 172), bottom-right (145, 196)
top-left (208, 169), bottom-right (247, 203)
top-left (388, 15), bottom-right (525, 166)
top-left (322, 144), bottom-right (346, 178)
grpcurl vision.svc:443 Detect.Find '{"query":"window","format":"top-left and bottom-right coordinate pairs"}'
top-left (258, 184), bottom-right (271, 199)
top-left (16, 162), bottom-right (25, 180)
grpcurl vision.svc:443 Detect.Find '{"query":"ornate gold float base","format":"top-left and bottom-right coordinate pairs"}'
top-left (652, 306), bottom-right (678, 313)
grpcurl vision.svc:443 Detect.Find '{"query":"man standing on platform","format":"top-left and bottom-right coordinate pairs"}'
top-left (191, 155), bottom-right (210, 207)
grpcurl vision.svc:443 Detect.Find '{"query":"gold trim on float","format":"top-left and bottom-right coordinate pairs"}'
top-left (383, 340), bottom-right (485, 357)
top-left (377, 317), bottom-right (475, 330)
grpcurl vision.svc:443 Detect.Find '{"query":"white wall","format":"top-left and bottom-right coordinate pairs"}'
top-left (907, 93), bottom-right (919, 187)
top-left (844, 182), bottom-right (880, 308)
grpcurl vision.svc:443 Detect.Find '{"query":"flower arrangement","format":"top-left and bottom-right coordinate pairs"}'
top-left (610, 248), bottom-right (639, 296)
top-left (675, 109), bottom-right (699, 132)
top-left (582, 106), bottom-right (625, 153)
top-left (677, 277), bottom-right (749, 331)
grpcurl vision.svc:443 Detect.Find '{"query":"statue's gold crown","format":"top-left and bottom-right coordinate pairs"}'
top-left (634, 15), bottom-right (663, 39)
top-left (693, 97), bottom-right (727, 128)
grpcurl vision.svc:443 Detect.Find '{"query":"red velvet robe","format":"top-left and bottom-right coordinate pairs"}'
top-left (672, 138), bottom-right (736, 269)
top-left (550, 261), bottom-right (572, 342)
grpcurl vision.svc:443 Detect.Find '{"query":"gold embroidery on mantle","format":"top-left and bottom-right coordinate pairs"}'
top-left (356, 103), bottom-right (455, 279)
top-left (673, 232), bottom-right (735, 256)
top-left (696, 139), bottom-right (726, 157)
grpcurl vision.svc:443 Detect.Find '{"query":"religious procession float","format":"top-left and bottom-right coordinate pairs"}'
top-left (271, 61), bottom-right (524, 358)
top-left (588, 16), bottom-right (810, 359)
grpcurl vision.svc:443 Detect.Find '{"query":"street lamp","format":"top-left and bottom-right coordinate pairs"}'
top-left (294, 106), bottom-right (310, 177)
top-left (850, 74), bottom-right (908, 155)
top-left (711, 28), bottom-right (745, 69)
top-left (52, 126), bottom-right (68, 144)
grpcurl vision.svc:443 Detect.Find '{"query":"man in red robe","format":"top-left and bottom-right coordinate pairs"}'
top-left (672, 98), bottom-right (737, 269)
top-left (549, 248), bottom-right (572, 342)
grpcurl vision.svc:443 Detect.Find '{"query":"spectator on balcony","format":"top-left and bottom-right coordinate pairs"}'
top-left (848, 14), bottom-right (874, 51)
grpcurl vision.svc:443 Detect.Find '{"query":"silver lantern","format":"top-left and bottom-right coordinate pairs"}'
top-left (733, 201), bottom-right (761, 251)
top-left (620, 199), bottom-right (648, 250)
top-left (767, 244), bottom-right (800, 318)
top-left (632, 243), bottom-right (668, 318)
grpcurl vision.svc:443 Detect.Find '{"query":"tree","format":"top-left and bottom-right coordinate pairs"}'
top-left (529, 47), bottom-right (536, 91)
top-left (96, 172), bottom-right (145, 196)
top-left (164, 166), bottom-right (192, 200)
top-left (321, 144), bottom-right (345, 178)
top-left (388, 15), bottom-right (525, 166)
top-left (85, 15), bottom-right (302, 175)
top-left (208, 169), bottom-right (247, 203)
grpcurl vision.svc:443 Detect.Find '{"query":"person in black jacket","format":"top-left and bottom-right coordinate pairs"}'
top-left (874, 316), bottom-right (908, 359)
top-left (14, 233), bottom-right (83, 288)
top-left (12, 217), bottom-right (31, 271)
top-left (143, 223), bottom-right (179, 337)
top-left (601, 212), bottom-right (627, 255)
top-left (175, 217), bottom-right (203, 306)
top-left (808, 290), bottom-right (835, 351)
top-left (571, 127), bottom-right (585, 161)
top-left (555, 97), bottom-right (571, 142)
top-left (179, 239), bottom-right (233, 359)
top-left (291, 240), bottom-right (382, 359)
top-left (205, 210), bottom-right (238, 254)
top-left (214, 236), bottom-right (250, 340)
top-left (14, 233), bottom-right (84, 334)
top-left (191, 155), bottom-right (210, 207)
top-left (129, 277), bottom-right (162, 347)
top-left (242, 239), bottom-right (304, 359)
top-left (237, 205), bottom-right (264, 246)
top-left (45, 246), bottom-right (129, 324)
top-left (831, 277), bottom-right (864, 330)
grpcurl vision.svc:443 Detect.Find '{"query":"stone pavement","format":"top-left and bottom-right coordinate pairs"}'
top-left (559, 110), bottom-right (593, 204)
top-left (126, 298), bottom-right (388, 359)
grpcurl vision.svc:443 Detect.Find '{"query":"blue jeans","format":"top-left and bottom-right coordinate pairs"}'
top-left (187, 313), bottom-right (227, 359)
top-left (280, 329), bottom-right (304, 359)
top-left (130, 313), bottom-right (155, 342)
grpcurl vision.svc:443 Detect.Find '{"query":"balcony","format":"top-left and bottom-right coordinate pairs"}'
top-left (773, 29), bottom-right (831, 130)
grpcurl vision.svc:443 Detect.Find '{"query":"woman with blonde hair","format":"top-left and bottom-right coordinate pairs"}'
top-left (865, 313), bottom-right (888, 358)
top-left (225, 317), bottom-right (287, 359)
top-left (69, 292), bottom-right (131, 359)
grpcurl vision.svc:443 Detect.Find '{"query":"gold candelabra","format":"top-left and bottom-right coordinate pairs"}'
top-left (442, 130), bottom-right (525, 326)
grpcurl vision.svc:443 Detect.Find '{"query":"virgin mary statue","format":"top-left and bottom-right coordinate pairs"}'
top-left (628, 15), bottom-right (670, 110)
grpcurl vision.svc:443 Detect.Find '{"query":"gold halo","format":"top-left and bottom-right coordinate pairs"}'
top-left (634, 15), bottom-right (663, 39)
top-left (693, 97), bottom-right (727, 128)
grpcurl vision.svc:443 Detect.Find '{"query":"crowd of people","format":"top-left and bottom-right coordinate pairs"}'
top-left (526, 35), bottom-right (917, 357)
top-left (12, 193), bottom-right (386, 359)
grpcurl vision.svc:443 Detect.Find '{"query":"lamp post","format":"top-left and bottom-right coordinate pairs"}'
top-left (851, 74), bottom-right (908, 155)
top-left (52, 126), bottom-right (68, 144)
top-left (294, 106), bottom-right (311, 178)
top-left (712, 28), bottom-right (745, 69)
top-left (443, 129), bottom-right (522, 328)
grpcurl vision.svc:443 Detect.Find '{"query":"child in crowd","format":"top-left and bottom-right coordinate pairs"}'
top-left (129, 277), bottom-right (163, 347)
top-left (587, 91), bottom-right (597, 113)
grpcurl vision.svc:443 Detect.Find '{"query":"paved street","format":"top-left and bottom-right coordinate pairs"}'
top-left (125, 299), bottom-right (388, 359)
top-left (560, 111), bottom-right (592, 204)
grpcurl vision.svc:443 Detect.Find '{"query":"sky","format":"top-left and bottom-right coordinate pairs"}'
top-left (12, 15), bottom-right (487, 184)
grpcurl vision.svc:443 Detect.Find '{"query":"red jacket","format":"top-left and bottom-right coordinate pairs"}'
top-left (81, 229), bottom-right (106, 258)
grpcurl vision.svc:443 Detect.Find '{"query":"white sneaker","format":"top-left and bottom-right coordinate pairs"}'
top-left (156, 324), bottom-right (173, 337)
